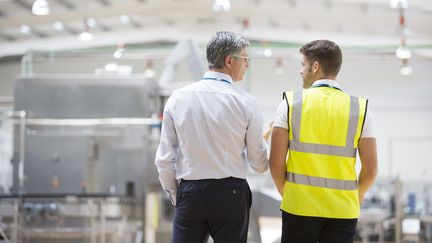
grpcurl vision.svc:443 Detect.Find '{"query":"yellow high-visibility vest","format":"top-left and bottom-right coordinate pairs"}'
top-left (280, 86), bottom-right (367, 219)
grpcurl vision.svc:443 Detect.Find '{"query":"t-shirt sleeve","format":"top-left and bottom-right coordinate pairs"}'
top-left (273, 100), bottom-right (289, 130)
top-left (360, 106), bottom-right (376, 138)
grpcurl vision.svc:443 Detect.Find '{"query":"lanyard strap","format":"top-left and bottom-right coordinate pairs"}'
top-left (312, 83), bottom-right (342, 91)
top-left (201, 77), bottom-right (231, 84)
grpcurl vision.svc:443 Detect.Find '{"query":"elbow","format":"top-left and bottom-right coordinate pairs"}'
top-left (369, 161), bottom-right (379, 178)
top-left (255, 164), bottom-right (269, 174)
top-left (252, 160), bottom-right (269, 173)
top-left (371, 166), bottom-right (378, 179)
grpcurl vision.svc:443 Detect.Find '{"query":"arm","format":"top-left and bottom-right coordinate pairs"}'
top-left (246, 104), bottom-right (269, 173)
top-left (269, 127), bottom-right (289, 196)
top-left (357, 137), bottom-right (378, 204)
top-left (155, 104), bottom-right (179, 206)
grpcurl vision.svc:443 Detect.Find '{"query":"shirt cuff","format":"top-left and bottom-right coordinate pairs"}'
top-left (165, 189), bottom-right (177, 206)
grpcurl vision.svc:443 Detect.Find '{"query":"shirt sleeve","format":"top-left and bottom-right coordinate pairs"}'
top-left (361, 106), bottom-right (376, 138)
top-left (273, 100), bottom-right (289, 130)
top-left (155, 97), bottom-right (179, 206)
top-left (245, 101), bottom-right (269, 173)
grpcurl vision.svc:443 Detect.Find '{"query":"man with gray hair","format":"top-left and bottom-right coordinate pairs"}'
top-left (155, 31), bottom-right (269, 243)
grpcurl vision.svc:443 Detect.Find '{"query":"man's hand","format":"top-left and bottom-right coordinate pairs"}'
top-left (263, 121), bottom-right (273, 141)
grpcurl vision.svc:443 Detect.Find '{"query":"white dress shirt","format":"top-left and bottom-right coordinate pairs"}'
top-left (273, 79), bottom-right (376, 138)
top-left (155, 71), bottom-right (269, 205)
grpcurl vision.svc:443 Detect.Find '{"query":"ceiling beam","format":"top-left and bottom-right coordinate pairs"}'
top-left (97, 0), bottom-right (110, 7)
top-left (95, 21), bottom-right (111, 31)
top-left (0, 9), bottom-right (7, 17)
top-left (13, 0), bottom-right (32, 11)
top-left (31, 27), bottom-right (48, 38)
top-left (56, 0), bottom-right (75, 10)
top-left (0, 2), bottom-right (211, 28)
top-left (0, 32), bottom-right (16, 41)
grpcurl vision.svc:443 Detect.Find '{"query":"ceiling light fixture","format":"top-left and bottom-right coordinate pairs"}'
top-left (400, 59), bottom-right (412, 75)
top-left (20, 25), bottom-right (32, 35)
top-left (242, 18), bottom-right (250, 37)
top-left (32, 0), bottom-right (50, 16)
top-left (399, 65), bottom-right (412, 75)
top-left (275, 58), bottom-right (284, 76)
top-left (79, 19), bottom-right (93, 41)
top-left (86, 18), bottom-right (97, 28)
top-left (105, 63), bottom-right (118, 72)
top-left (263, 48), bottom-right (272, 58)
top-left (53, 21), bottom-right (64, 31)
top-left (120, 15), bottom-right (130, 24)
top-left (390, 0), bottom-right (407, 9)
top-left (79, 31), bottom-right (93, 41)
top-left (213, 0), bottom-right (231, 12)
top-left (395, 45), bottom-right (411, 59)
top-left (392, 0), bottom-right (412, 75)
top-left (144, 60), bottom-right (155, 79)
top-left (113, 43), bottom-right (125, 59)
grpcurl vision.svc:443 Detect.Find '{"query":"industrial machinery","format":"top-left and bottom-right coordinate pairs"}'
top-left (0, 76), bottom-right (162, 243)
top-left (355, 179), bottom-right (432, 243)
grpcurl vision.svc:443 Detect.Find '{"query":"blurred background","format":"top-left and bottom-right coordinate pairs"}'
top-left (0, 0), bottom-right (431, 242)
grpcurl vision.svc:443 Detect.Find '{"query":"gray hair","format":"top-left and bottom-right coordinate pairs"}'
top-left (206, 31), bottom-right (250, 69)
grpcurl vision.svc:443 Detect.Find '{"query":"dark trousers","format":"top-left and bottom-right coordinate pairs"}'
top-left (281, 211), bottom-right (357, 243)
top-left (172, 177), bottom-right (252, 243)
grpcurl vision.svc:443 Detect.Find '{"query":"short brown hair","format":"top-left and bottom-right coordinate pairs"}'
top-left (300, 40), bottom-right (342, 77)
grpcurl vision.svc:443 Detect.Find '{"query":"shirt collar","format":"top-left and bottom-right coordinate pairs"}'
top-left (311, 79), bottom-right (342, 89)
top-left (202, 71), bottom-right (233, 84)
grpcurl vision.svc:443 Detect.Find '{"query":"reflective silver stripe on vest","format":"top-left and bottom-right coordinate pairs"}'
top-left (287, 172), bottom-right (358, 190)
top-left (290, 140), bottom-right (357, 158)
top-left (291, 91), bottom-right (303, 141)
top-left (345, 96), bottom-right (359, 148)
top-left (290, 91), bottom-right (360, 158)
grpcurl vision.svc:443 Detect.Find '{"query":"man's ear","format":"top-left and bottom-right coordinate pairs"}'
top-left (224, 55), bottom-right (233, 68)
top-left (313, 61), bottom-right (320, 73)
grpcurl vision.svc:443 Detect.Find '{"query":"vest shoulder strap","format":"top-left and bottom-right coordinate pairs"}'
top-left (282, 92), bottom-right (290, 127)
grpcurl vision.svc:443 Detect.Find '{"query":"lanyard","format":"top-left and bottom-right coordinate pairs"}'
top-left (312, 83), bottom-right (342, 91)
top-left (201, 77), bottom-right (231, 84)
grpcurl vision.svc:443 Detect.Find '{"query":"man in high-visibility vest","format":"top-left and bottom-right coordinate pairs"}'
top-left (270, 39), bottom-right (378, 243)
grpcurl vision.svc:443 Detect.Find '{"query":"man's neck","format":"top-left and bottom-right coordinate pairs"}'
top-left (315, 71), bottom-right (337, 81)
top-left (210, 68), bottom-right (229, 75)
top-left (209, 68), bottom-right (235, 81)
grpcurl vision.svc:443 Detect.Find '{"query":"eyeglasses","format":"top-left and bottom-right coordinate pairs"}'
top-left (232, 55), bottom-right (251, 63)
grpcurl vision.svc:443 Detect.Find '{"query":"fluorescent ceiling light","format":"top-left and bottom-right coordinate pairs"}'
top-left (213, 0), bottom-right (231, 12)
top-left (120, 15), bottom-right (130, 24)
top-left (105, 63), bottom-right (118, 72)
top-left (113, 50), bottom-right (122, 59)
top-left (395, 46), bottom-right (411, 59)
top-left (79, 31), bottom-right (93, 41)
top-left (53, 21), bottom-right (64, 31)
top-left (32, 0), bottom-right (50, 16)
top-left (20, 25), bottom-right (32, 34)
top-left (400, 65), bottom-right (412, 75)
top-left (263, 48), bottom-right (272, 57)
top-left (144, 69), bottom-right (155, 79)
top-left (86, 18), bottom-right (97, 28)
top-left (390, 0), bottom-right (408, 9)
top-left (79, 19), bottom-right (94, 41)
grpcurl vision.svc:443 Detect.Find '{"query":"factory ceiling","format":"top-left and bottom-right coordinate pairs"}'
top-left (0, 0), bottom-right (431, 58)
